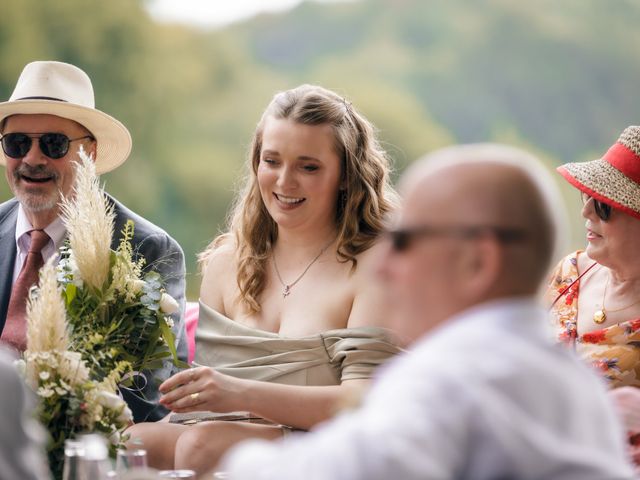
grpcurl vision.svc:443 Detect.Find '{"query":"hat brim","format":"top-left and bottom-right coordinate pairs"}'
top-left (0, 100), bottom-right (131, 174)
top-left (558, 158), bottom-right (640, 220)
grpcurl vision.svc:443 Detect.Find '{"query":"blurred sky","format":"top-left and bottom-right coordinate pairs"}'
top-left (146, 0), bottom-right (356, 28)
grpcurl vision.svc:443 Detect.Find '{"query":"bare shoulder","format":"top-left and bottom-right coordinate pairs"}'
top-left (200, 238), bottom-right (237, 313)
top-left (347, 241), bottom-right (389, 329)
top-left (352, 243), bottom-right (383, 274)
top-left (576, 250), bottom-right (596, 275)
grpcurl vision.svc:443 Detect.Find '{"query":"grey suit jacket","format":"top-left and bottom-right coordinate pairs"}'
top-left (0, 196), bottom-right (188, 422)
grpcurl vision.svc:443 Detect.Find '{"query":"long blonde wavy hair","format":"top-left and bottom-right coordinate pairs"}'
top-left (201, 84), bottom-right (397, 314)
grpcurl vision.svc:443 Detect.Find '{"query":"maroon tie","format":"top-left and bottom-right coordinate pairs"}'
top-left (2, 229), bottom-right (50, 352)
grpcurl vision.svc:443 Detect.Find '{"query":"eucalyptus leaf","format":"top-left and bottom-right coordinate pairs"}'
top-left (147, 290), bottom-right (162, 301)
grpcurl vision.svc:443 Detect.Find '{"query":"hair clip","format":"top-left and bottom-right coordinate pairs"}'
top-left (342, 97), bottom-right (353, 114)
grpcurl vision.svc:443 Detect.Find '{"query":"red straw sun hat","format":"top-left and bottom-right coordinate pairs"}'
top-left (558, 126), bottom-right (640, 220)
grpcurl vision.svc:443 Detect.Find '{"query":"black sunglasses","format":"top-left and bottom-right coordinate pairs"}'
top-left (581, 192), bottom-right (612, 221)
top-left (388, 225), bottom-right (528, 252)
top-left (0, 132), bottom-right (93, 160)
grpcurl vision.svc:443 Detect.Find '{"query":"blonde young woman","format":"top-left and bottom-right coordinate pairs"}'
top-left (127, 85), bottom-right (401, 474)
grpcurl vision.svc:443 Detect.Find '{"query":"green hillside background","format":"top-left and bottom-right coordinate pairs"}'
top-left (1, 0), bottom-right (637, 297)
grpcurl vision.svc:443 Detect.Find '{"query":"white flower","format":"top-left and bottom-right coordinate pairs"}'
top-left (165, 316), bottom-right (175, 329)
top-left (108, 431), bottom-right (121, 446)
top-left (38, 352), bottom-right (51, 361)
top-left (39, 371), bottom-right (50, 381)
top-left (38, 387), bottom-right (55, 398)
top-left (96, 390), bottom-right (125, 411)
top-left (67, 254), bottom-right (83, 288)
top-left (55, 387), bottom-right (67, 396)
top-left (59, 351), bottom-right (90, 386)
top-left (117, 405), bottom-right (133, 424)
top-left (159, 293), bottom-right (179, 315)
top-left (59, 379), bottom-right (72, 391)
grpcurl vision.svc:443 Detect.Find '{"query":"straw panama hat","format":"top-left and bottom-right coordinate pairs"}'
top-left (558, 126), bottom-right (640, 220)
top-left (0, 60), bottom-right (131, 174)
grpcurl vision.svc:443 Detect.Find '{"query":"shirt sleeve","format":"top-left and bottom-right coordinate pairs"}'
top-left (220, 362), bottom-right (470, 480)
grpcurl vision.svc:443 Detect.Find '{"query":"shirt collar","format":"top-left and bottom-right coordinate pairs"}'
top-left (15, 204), bottom-right (67, 251)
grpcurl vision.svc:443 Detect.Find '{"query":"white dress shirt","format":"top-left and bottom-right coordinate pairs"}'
top-left (13, 204), bottom-right (67, 283)
top-left (221, 298), bottom-right (634, 480)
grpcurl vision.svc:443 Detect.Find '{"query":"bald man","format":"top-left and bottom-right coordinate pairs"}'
top-left (220, 145), bottom-right (634, 479)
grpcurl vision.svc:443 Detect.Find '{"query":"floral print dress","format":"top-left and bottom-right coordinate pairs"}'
top-left (547, 250), bottom-right (640, 388)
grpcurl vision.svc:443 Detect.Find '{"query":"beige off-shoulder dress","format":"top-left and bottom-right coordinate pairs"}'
top-left (195, 301), bottom-right (401, 386)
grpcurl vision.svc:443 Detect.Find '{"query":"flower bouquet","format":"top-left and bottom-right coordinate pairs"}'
top-left (21, 150), bottom-right (182, 479)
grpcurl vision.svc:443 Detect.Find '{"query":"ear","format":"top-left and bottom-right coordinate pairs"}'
top-left (457, 235), bottom-right (502, 301)
top-left (87, 139), bottom-right (97, 160)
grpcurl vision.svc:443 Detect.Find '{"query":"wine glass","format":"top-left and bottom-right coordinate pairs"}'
top-left (115, 448), bottom-right (148, 473)
top-left (157, 470), bottom-right (196, 478)
top-left (62, 439), bottom-right (85, 480)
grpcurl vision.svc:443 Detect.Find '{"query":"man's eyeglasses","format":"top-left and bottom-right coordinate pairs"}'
top-left (581, 192), bottom-right (612, 222)
top-left (388, 225), bottom-right (528, 252)
top-left (0, 132), bottom-right (94, 160)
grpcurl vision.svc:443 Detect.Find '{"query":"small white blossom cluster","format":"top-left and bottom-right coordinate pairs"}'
top-left (21, 350), bottom-right (89, 394)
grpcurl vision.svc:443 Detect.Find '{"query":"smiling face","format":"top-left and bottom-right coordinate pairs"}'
top-left (257, 117), bottom-right (342, 236)
top-left (2, 114), bottom-right (96, 227)
top-left (582, 195), bottom-right (640, 268)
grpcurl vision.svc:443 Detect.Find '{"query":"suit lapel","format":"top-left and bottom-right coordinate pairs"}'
top-left (0, 201), bottom-right (19, 325)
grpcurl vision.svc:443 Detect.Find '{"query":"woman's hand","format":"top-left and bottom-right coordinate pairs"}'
top-left (158, 366), bottom-right (247, 413)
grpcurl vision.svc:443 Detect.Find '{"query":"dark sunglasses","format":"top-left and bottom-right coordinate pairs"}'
top-left (0, 132), bottom-right (93, 160)
top-left (388, 225), bottom-right (528, 252)
top-left (581, 192), bottom-right (612, 221)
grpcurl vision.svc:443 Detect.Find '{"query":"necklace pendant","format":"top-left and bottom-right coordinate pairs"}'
top-left (282, 285), bottom-right (291, 298)
top-left (593, 309), bottom-right (606, 324)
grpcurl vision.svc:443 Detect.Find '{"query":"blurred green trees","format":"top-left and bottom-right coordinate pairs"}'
top-left (0, 0), bottom-right (637, 296)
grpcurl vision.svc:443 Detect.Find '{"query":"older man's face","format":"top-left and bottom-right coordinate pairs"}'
top-left (377, 177), bottom-right (466, 345)
top-left (2, 114), bottom-right (94, 223)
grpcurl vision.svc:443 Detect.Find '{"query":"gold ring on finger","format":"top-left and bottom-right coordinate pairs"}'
top-left (190, 392), bottom-right (200, 401)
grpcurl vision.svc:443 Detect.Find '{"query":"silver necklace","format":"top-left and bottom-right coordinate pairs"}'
top-left (272, 239), bottom-right (334, 298)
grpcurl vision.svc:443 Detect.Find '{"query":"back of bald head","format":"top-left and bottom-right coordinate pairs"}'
top-left (403, 144), bottom-right (562, 294)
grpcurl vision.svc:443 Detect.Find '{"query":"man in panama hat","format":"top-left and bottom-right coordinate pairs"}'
top-left (0, 60), bottom-right (188, 422)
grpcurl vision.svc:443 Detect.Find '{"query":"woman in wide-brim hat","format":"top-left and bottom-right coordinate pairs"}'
top-left (548, 125), bottom-right (640, 464)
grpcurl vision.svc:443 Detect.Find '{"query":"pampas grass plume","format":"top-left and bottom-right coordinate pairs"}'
top-left (26, 257), bottom-right (68, 353)
top-left (60, 148), bottom-right (114, 290)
